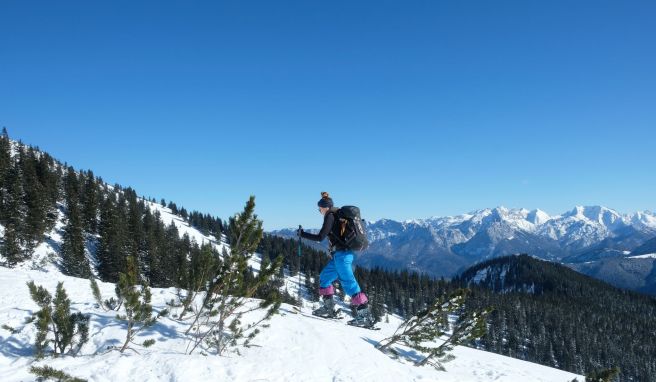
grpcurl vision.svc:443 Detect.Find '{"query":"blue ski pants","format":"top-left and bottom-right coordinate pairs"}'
top-left (319, 250), bottom-right (361, 296)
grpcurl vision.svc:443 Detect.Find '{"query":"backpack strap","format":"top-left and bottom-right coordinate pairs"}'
top-left (327, 209), bottom-right (348, 249)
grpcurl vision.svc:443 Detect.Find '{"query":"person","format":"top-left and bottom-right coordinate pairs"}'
top-left (298, 192), bottom-right (374, 328)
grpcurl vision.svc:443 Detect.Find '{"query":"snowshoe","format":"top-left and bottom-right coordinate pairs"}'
top-left (312, 296), bottom-right (340, 319)
top-left (347, 305), bottom-right (376, 329)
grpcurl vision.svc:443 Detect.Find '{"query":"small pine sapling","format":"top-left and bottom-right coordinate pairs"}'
top-left (114, 256), bottom-right (165, 352)
top-left (114, 256), bottom-right (168, 353)
top-left (2, 324), bottom-right (20, 334)
top-left (185, 196), bottom-right (283, 356)
top-left (27, 281), bottom-right (90, 359)
top-left (89, 278), bottom-right (107, 311)
top-left (89, 277), bottom-right (122, 311)
top-left (376, 288), bottom-right (490, 371)
top-left (30, 365), bottom-right (87, 382)
top-left (586, 367), bottom-right (621, 382)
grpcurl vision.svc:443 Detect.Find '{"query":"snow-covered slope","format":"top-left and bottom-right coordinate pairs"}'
top-left (0, 266), bottom-right (583, 382)
top-left (1, 198), bottom-right (583, 381)
top-left (146, 201), bottom-right (224, 249)
top-left (6, 198), bottom-right (228, 274)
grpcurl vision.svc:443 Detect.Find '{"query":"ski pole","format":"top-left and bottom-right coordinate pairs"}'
top-left (297, 225), bottom-right (303, 307)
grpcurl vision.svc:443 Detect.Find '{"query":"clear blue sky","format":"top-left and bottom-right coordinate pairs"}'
top-left (1, 1), bottom-right (654, 230)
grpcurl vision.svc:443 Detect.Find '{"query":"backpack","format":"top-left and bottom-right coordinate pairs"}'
top-left (330, 206), bottom-right (369, 251)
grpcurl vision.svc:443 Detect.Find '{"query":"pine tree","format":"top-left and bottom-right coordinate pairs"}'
top-left (96, 195), bottom-right (126, 282)
top-left (60, 168), bottom-right (91, 277)
top-left (1, 165), bottom-right (26, 265)
top-left (115, 256), bottom-right (167, 353)
top-left (174, 243), bottom-right (217, 320)
top-left (0, 127), bottom-right (12, 218)
top-left (376, 289), bottom-right (490, 371)
top-left (35, 151), bottom-right (60, 231)
top-left (21, 147), bottom-right (49, 251)
top-left (30, 365), bottom-right (87, 382)
top-left (27, 281), bottom-right (89, 358)
top-left (80, 171), bottom-right (98, 234)
top-left (125, 189), bottom-right (145, 270)
top-left (586, 367), bottom-right (620, 382)
top-left (185, 196), bottom-right (283, 355)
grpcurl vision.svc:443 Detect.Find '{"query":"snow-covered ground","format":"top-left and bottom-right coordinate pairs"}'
top-left (0, 265), bottom-right (583, 382)
top-left (629, 253), bottom-right (656, 259)
top-left (145, 200), bottom-right (226, 252)
top-left (1, 193), bottom-right (583, 381)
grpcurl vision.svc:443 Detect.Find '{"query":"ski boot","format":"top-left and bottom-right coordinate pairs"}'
top-left (312, 295), bottom-right (340, 318)
top-left (348, 304), bottom-right (376, 328)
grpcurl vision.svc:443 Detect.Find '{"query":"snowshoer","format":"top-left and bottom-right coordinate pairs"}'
top-left (298, 192), bottom-right (375, 328)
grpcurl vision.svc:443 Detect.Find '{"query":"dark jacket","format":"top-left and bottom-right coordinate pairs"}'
top-left (300, 207), bottom-right (347, 252)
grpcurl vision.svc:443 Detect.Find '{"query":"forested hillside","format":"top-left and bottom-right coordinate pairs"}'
top-left (456, 255), bottom-right (656, 381)
top-left (0, 128), bottom-right (225, 289)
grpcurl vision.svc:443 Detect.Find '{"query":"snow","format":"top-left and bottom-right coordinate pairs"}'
top-left (1, 203), bottom-right (582, 382)
top-left (472, 268), bottom-right (489, 284)
top-left (527, 209), bottom-right (552, 225)
top-left (631, 211), bottom-right (656, 230)
top-left (0, 266), bottom-right (583, 382)
top-left (144, 200), bottom-right (227, 253)
top-left (629, 253), bottom-right (656, 259)
top-left (0, 183), bottom-right (583, 381)
top-left (363, 205), bottom-right (656, 255)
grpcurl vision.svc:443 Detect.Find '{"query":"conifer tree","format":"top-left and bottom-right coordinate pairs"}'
top-left (60, 168), bottom-right (91, 277)
top-left (140, 207), bottom-right (156, 284)
top-left (185, 196), bottom-right (283, 355)
top-left (586, 367), bottom-right (620, 382)
top-left (377, 289), bottom-right (489, 371)
top-left (1, 221), bottom-right (23, 266)
top-left (174, 231), bottom-right (192, 287)
top-left (36, 152), bottom-right (60, 231)
top-left (0, 127), bottom-right (10, 181)
top-left (30, 365), bottom-right (87, 382)
top-left (81, 171), bottom-right (98, 234)
top-left (0, 128), bottom-right (12, 218)
top-left (21, 147), bottom-right (49, 251)
top-left (1, 165), bottom-right (26, 265)
top-left (27, 281), bottom-right (90, 358)
top-left (125, 189), bottom-right (144, 263)
top-left (96, 195), bottom-right (126, 282)
top-left (175, 242), bottom-right (217, 320)
top-left (114, 256), bottom-right (167, 353)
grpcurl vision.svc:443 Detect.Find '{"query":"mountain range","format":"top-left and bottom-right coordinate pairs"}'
top-left (273, 206), bottom-right (656, 294)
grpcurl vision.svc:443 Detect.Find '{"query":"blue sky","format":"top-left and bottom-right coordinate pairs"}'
top-left (1, 1), bottom-right (655, 230)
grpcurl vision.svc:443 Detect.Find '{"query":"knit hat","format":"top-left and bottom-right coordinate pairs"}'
top-left (317, 191), bottom-right (334, 208)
